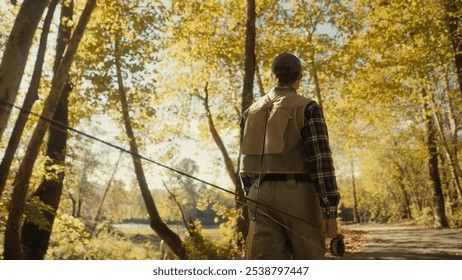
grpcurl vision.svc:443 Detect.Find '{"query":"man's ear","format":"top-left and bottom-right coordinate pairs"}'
top-left (271, 73), bottom-right (277, 83)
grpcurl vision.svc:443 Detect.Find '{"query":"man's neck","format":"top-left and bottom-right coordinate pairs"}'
top-left (275, 84), bottom-right (297, 91)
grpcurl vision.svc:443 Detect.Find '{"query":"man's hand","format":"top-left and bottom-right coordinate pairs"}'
top-left (325, 218), bottom-right (338, 238)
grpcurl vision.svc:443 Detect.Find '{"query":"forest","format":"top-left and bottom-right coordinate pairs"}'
top-left (0, 0), bottom-right (461, 260)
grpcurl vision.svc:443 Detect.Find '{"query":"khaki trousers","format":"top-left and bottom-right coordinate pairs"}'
top-left (245, 179), bottom-right (326, 259)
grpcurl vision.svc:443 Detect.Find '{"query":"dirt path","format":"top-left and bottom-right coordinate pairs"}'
top-left (342, 223), bottom-right (462, 260)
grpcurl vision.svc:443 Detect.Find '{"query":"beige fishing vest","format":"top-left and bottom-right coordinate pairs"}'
top-left (240, 86), bottom-right (311, 175)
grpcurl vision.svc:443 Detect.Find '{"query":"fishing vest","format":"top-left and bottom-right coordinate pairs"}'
top-left (240, 86), bottom-right (311, 175)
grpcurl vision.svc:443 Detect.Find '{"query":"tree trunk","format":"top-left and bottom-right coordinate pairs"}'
top-left (350, 160), bottom-right (360, 223)
top-left (301, 5), bottom-right (323, 109)
top-left (202, 83), bottom-right (239, 191)
top-left (69, 192), bottom-right (77, 217)
top-left (77, 196), bottom-right (83, 218)
top-left (255, 64), bottom-right (265, 97)
top-left (242, 0), bottom-right (256, 112)
top-left (3, 0), bottom-right (97, 260)
top-left (21, 82), bottom-right (70, 260)
top-left (441, 69), bottom-right (462, 204)
top-left (90, 151), bottom-right (122, 236)
top-left (0, 0), bottom-right (58, 199)
top-left (444, 0), bottom-right (462, 100)
top-left (114, 38), bottom-right (186, 260)
top-left (0, 0), bottom-right (51, 140)
top-left (394, 162), bottom-right (412, 219)
top-left (310, 59), bottom-right (323, 109)
top-left (21, 0), bottom-right (74, 257)
top-left (398, 182), bottom-right (412, 219)
top-left (422, 90), bottom-right (449, 228)
top-left (433, 106), bottom-right (462, 204)
top-left (237, 0), bottom-right (256, 247)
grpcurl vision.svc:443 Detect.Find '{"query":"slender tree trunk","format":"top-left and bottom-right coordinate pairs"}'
top-left (310, 58), bottom-right (324, 109)
top-left (255, 64), bottom-right (265, 97)
top-left (242, 0), bottom-right (256, 112)
top-left (422, 90), bottom-right (448, 229)
top-left (162, 180), bottom-right (195, 236)
top-left (114, 38), bottom-right (186, 260)
top-left (0, 0), bottom-right (51, 140)
top-left (90, 151), bottom-right (122, 236)
top-left (301, 7), bottom-right (323, 109)
top-left (394, 162), bottom-right (412, 219)
top-left (350, 160), bottom-right (360, 223)
top-left (444, 0), bottom-right (462, 100)
top-left (21, 0), bottom-right (74, 260)
top-left (411, 192), bottom-right (423, 212)
top-left (3, 0), bottom-right (97, 260)
top-left (433, 108), bottom-right (462, 204)
top-left (69, 192), bottom-right (77, 217)
top-left (77, 197), bottom-right (83, 218)
top-left (201, 83), bottom-right (239, 190)
top-left (398, 182), bottom-right (412, 219)
top-left (438, 153), bottom-right (458, 213)
top-left (237, 0), bottom-right (256, 247)
top-left (69, 151), bottom-right (93, 218)
top-left (21, 83), bottom-right (70, 259)
top-left (0, 0), bottom-right (59, 199)
top-left (441, 69), bottom-right (462, 203)
top-left (195, 83), bottom-right (245, 247)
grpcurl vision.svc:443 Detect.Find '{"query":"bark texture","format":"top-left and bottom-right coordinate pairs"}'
top-left (0, 0), bottom-right (51, 140)
top-left (0, 0), bottom-right (58, 199)
top-left (423, 90), bottom-right (449, 228)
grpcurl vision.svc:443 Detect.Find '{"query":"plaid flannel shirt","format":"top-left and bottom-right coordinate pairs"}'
top-left (301, 101), bottom-right (340, 219)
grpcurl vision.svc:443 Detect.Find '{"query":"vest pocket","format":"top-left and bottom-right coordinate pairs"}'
top-left (241, 108), bottom-right (290, 155)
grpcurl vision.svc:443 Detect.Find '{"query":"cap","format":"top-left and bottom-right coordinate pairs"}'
top-left (271, 53), bottom-right (302, 74)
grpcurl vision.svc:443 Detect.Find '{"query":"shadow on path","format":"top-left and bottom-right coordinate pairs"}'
top-left (343, 224), bottom-right (462, 260)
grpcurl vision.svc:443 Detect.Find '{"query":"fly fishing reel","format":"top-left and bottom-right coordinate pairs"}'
top-left (330, 234), bottom-right (345, 257)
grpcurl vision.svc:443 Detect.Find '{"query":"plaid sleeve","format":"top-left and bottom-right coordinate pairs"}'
top-left (301, 101), bottom-right (340, 219)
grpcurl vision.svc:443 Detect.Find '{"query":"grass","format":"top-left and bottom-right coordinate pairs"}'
top-left (114, 223), bottom-right (222, 245)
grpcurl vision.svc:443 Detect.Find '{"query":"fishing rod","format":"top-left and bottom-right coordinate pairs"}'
top-left (1, 98), bottom-right (345, 256)
top-left (0, 99), bottom-right (320, 228)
